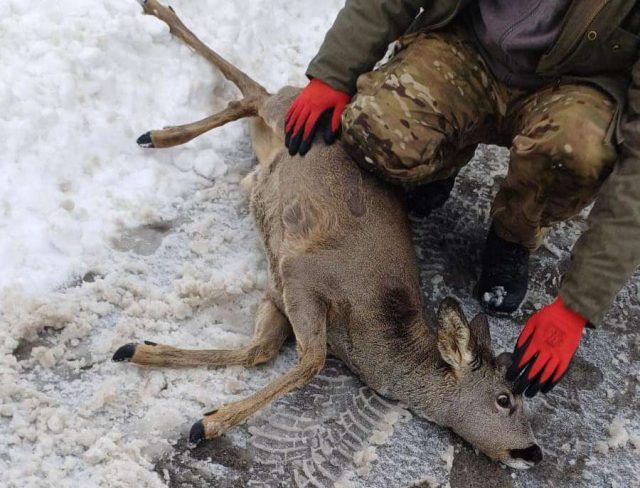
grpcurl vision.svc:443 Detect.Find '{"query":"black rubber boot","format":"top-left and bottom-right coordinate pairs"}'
top-left (477, 225), bottom-right (530, 314)
top-left (404, 176), bottom-right (456, 218)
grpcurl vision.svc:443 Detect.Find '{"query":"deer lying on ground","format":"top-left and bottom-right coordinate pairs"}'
top-left (113, 0), bottom-right (543, 469)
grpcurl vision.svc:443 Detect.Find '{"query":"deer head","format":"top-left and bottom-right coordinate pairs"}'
top-left (429, 299), bottom-right (542, 469)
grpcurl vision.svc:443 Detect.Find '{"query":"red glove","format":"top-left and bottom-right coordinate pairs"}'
top-left (506, 297), bottom-right (587, 397)
top-left (285, 79), bottom-right (351, 156)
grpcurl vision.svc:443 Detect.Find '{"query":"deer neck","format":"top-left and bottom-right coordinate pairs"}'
top-left (249, 117), bottom-right (282, 168)
top-left (371, 321), bottom-right (452, 426)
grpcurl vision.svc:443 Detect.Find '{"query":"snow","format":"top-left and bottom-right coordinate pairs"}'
top-left (0, 0), bottom-right (342, 486)
top-left (0, 0), bottom-right (337, 297)
top-left (440, 445), bottom-right (455, 472)
top-left (607, 417), bottom-right (630, 450)
top-left (1, 0), bottom-right (639, 487)
top-left (482, 286), bottom-right (506, 308)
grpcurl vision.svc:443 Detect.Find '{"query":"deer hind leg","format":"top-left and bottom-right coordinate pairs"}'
top-left (134, 0), bottom-right (268, 149)
top-left (112, 296), bottom-right (291, 368)
top-left (190, 291), bottom-right (327, 444)
top-left (137, 101), bottom-right (260, 149)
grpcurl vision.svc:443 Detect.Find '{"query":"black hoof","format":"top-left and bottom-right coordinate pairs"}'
top-left (144, 340), bottom-right (158, 346)
top-left (136, 132), bottom-right (154, 148)
top-left (189, 420), bottom-right (205, 446)
top-left (112, 343), bottom-right (136, 362)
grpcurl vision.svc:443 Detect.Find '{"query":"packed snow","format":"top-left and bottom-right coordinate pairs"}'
top-left (1, 1), bottom-right (638, 487)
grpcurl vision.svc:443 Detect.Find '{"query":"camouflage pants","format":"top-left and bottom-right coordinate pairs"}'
top-left (341, 28), bottom-right (618, 249)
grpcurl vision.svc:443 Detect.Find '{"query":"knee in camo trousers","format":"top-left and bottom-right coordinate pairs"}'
top-left (341, 28), bottom-right (617, 249)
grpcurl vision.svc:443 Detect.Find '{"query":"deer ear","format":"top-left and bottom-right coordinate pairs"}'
top-left (496, 351), bottom-right (513, 373)
top-left (437, 298), bottom-right (474, 370)
top-left (469, 313), bottom-right (493, 357)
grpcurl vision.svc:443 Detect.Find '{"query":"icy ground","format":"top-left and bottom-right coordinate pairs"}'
top-left (1, 1), bottom-right (639, 487)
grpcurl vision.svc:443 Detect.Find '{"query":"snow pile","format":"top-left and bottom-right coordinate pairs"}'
top-left (607, 417), bottom-right (630, 449)
top-left (440, 445), bottom-right (455, 472)
top-left (0, 0), bottom-right (342, 486)
top-left (1, 0), bottom-right (199, 296)
top-left (596, 417), bottom-right (638, 454)
top-left (0, 0), bottom-right (339, 297)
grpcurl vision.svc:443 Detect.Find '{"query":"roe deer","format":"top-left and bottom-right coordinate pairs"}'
top-left (113, 0), bottom-right (542, 469)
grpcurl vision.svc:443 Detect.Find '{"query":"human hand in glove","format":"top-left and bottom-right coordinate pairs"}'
top-left (506, 297), bottom-right (587, 397)
top-left (285, 79), bottom-right (351, 156)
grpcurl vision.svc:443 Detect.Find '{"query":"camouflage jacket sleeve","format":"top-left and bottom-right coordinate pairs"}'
top-left (560, 59), bottom-right (640, 327)
top-left (306, 0), bottom-right (426, 94)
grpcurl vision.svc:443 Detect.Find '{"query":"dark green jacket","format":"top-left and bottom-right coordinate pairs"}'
top-left (307, 0), bottom-right (640, 326)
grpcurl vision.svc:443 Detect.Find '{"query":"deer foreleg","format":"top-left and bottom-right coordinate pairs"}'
top-left (189, 294), bottom-right (327, 443)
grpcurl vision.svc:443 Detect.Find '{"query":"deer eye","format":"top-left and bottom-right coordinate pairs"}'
top-left (496, 394), bottom-right (511, 409)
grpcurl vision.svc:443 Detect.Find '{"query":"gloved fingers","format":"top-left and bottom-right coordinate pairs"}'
top-left (323, 123), bottom-right (337, 145)
top-left (292, 107), bottom-right (312, 136)
top-left (540, 366), bottom-right (569, 394)
top-left (540, 378), bottom-right (558, 394)
top-left (517, 341), bottom-right (539, 370)
top-left (285, 99), bottom-right (303, 133)
top-left (540, 355), bottom-right (575, 394)
top-left (288, 110), bottom-right (311, 156)
top-left (288, 129), bottom-right (304, 156)
top-left (287, 109), bottom-right (339, 155)
top-left (284, 102), bottom-right (294, 130)
top-left (331, 100), bottom-right (347, 133)
top-left (506, 334), bottom-right (533, 381)
top-left (512, 369), bottom-right (530, 395)
top-left (298, 108), bottom-right (321, 156)
top-left (512, 349), bottom-right (552, 396)
top-left (515, 320), bottom-right (536, 348)
top-left (511, 353), bottom-right (537, 395)
top-left (540, 365), bottom-right (559, 393)
top-left (322, 110), bottom-right (338, 145)
top-left (523, 369), bottom-right (545, 398)
top-left (285, 103), bottom-right (305, 150)
top-left (505, 357), bottom-right (521, 383)
top-left (302, 110), bottom-right (322, 141)
top-left (284, 107), bottom-right (293, 133)
top-left (521, 354), bottom-right (552, 398)
top-left (526, 351), bottom-right (552, 381)
top-left (298, 114), bottom-right (321, 157)
top-left (553, 357), bottom-right (572, 383)
top-left (539, 357), bottom-right (559, 384)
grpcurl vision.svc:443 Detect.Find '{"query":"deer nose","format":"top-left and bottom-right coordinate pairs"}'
top-left (509, 444), bottom-right (543, 465)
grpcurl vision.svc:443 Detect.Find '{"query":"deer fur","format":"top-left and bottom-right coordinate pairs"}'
top-left (113, 0), bottom-right (542, 469)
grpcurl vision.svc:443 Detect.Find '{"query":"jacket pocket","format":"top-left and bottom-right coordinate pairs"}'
top-left (606, 27), bottom-right (640, 72)
top-left (564, 27), bottom-right (640, 76)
